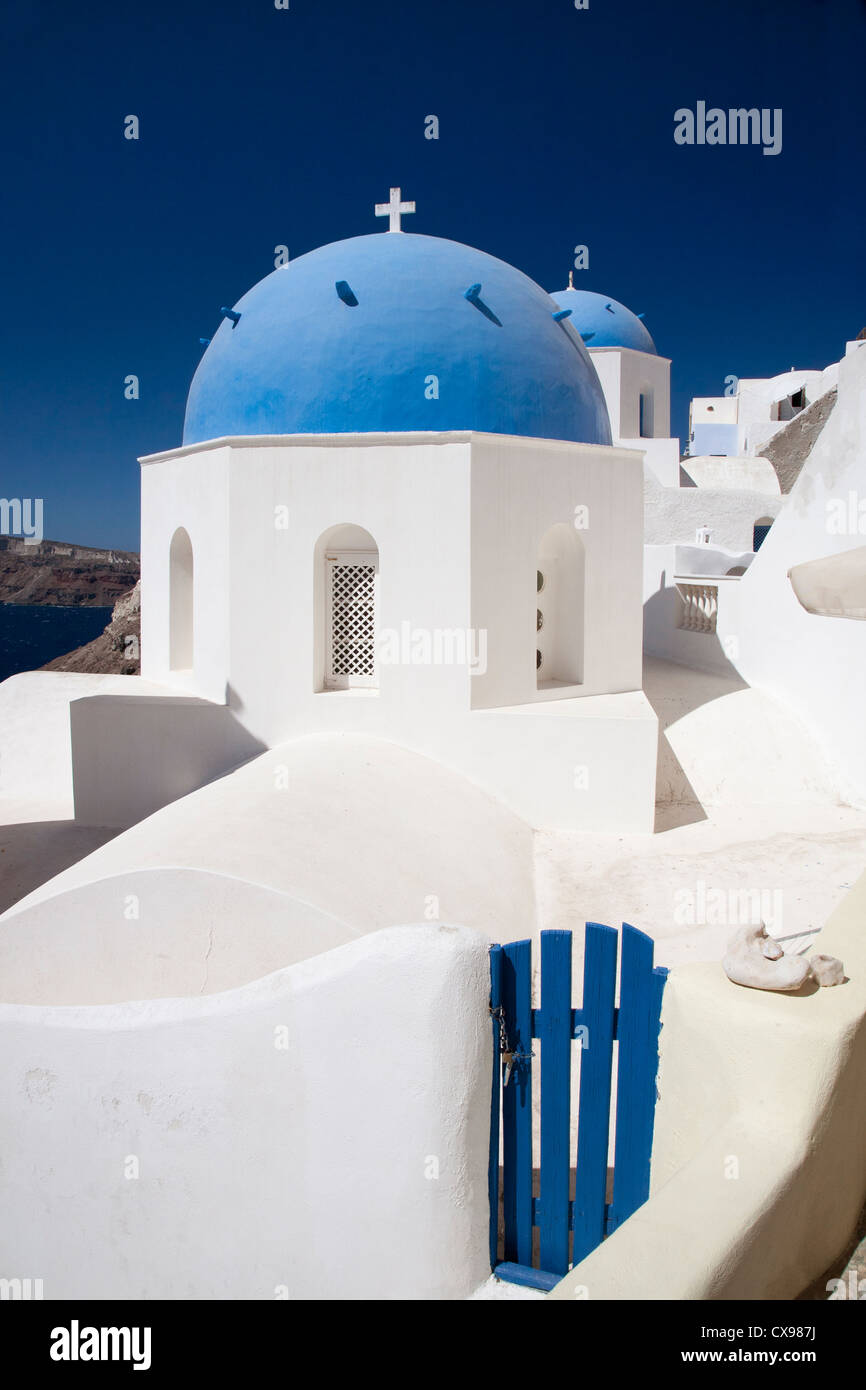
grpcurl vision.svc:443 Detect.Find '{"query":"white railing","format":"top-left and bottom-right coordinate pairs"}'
top-left (675, 581), bottom-right (719, 633)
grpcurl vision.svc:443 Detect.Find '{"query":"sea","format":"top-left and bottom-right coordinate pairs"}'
top-left (0, 604), bottom-right (113, 684)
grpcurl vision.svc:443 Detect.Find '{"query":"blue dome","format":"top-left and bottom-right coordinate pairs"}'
top-left (183, 234), bottom-right (612, 446)
top-left (549, 289), bottom-right (657, 354)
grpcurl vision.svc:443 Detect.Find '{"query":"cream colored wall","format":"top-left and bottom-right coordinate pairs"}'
top-left (549, 869), bottom-right (866, 1300)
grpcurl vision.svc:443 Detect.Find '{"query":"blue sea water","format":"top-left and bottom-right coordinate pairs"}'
top-left (0, 604), bottom-right (113, 683)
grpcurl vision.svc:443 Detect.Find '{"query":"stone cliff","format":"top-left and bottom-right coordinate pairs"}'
top-left (0, 537), bottom-right (139, 607)
top-left (41, 581), bottom-right (141, 675)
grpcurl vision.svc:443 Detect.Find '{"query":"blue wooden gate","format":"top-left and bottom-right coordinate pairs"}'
top-left (488, 924), bottom-right (666, 1290)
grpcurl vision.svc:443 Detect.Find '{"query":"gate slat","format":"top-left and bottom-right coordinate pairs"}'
top-left (572, 921), bottom-right (618, 1266)
top-left (538, 930), bottom-right (572, 1275)
top-left (502, 938), bottom-right (533, 1266)
top-left (608, 925), bottom-right (666, 1234)
top-left (491, 921), bottom-right (667, 1289)
top-left (488, 944), bottom-right (504, 1269)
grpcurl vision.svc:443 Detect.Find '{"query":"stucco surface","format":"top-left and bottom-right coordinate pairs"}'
top-left (0, 869), bottom-right (359, 1005)
top-left (536, 656), bottom-right (866, 971)
top-left (682, 455), bottom-right (780, 494)
top-left (549, 869), bottom-right (866, 1300)
top-left (721, 344), bottom-right (866, 802)
top-left (644, 471), bottom-right (780, 551)
top-left (0, 670), bottom-right (174, 813)
top-left (0, 923), bottom-right (492, 1300)
top-left (4, 734), bottom-right (536, 946)
top-left (132, 430), bottom-right (656, 832)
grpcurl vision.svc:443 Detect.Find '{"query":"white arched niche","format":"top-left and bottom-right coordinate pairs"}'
top-left (314, 523), bottom-right (380, 691)
top-left (536, 523), bottom-right (585, 690)
top-left (169, 526), bottom-right (194, 672)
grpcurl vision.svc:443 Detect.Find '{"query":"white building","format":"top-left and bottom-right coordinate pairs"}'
top-left (690, 361), bottom-right (840, 458)
top-left (71, 202), bottom-right (658, 834)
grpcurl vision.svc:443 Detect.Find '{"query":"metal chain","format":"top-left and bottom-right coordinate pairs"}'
top-left (490, 1004), bottom-right (509, 1055)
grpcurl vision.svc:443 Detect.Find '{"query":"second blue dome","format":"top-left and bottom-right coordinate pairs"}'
top-left (549, 288), bottom-right (657, 354)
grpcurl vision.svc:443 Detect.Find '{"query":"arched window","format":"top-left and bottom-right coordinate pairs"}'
top-left (169, 526), bottom-right (194, 671)
top-left (536, 523), bottom-right (585, 689)
top-left (314, 524), bottom-right (379, 690)
top-left (753, 517), bottom-right (773, 552)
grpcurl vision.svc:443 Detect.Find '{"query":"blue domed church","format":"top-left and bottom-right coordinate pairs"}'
top-left (124, 191), bottom-right (658, 832)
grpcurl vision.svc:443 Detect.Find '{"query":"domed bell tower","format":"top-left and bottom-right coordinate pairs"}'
top-left (136, 191), bottom-right (657, 832)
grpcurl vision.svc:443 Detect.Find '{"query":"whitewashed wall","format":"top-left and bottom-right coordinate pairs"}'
top-left (589, 348), bottom-right (671, 442)
top-left (682, 455), bottom-right (780, 494)
top-left (5, 737), bottom-right (537, 951)
top-left (737, 365), bottom-right (839, 455)
top-left (0, 868), bottom-right (359, 1005)
top-left (690, 395), bottom-right (738, 428)
top-left (71, 693), bottom-right (265, 827)
top-left (689, 363), bottom-right (840, 459)
top-left (720, 342), bottom-right (866, 803)
top-left (141, 447), bottom-right (231, 705)
top-left (141, 431), bottom-right (646, 720)
top-left (631, 436), bottom-right (681, 488)
top-left (468, 433), bottom-right (645, 707)
top-left (0, 924), bottom-right (492, 1300)
top-left (644, 471), bottom-right (781, 552)
top-left (0, 672), bottom-right (172, 812)
top-left (127, 430), bottom-right (659, 833)
top-left (643, 554), bottom-right (739, 677)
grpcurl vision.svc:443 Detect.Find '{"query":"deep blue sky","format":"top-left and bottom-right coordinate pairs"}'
top-left (1, 0), bottom-right (864, 551)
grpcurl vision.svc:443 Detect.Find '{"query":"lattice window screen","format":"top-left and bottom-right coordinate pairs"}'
top-left (326, 554), bottom-right (378, 687)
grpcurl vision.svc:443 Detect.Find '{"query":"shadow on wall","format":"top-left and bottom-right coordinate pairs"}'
top-left (0, 820), bottom-right (120, 915)
top-left (71, 695), bottom-right (268, 830)
top-left (643, 584), bottom-right (748, 689)
top-left (653, 788), bottom-right (707, 834)
top-left (642, 590), bottom-right (750, 831)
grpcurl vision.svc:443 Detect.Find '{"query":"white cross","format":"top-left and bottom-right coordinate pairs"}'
top-left (375, 186), bottom-right (416, 233)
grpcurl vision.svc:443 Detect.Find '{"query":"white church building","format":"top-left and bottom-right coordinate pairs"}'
top-left (1, 190), bottom-right (866, 1303)
top-left (74, 191), bottom-right (659, 834)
